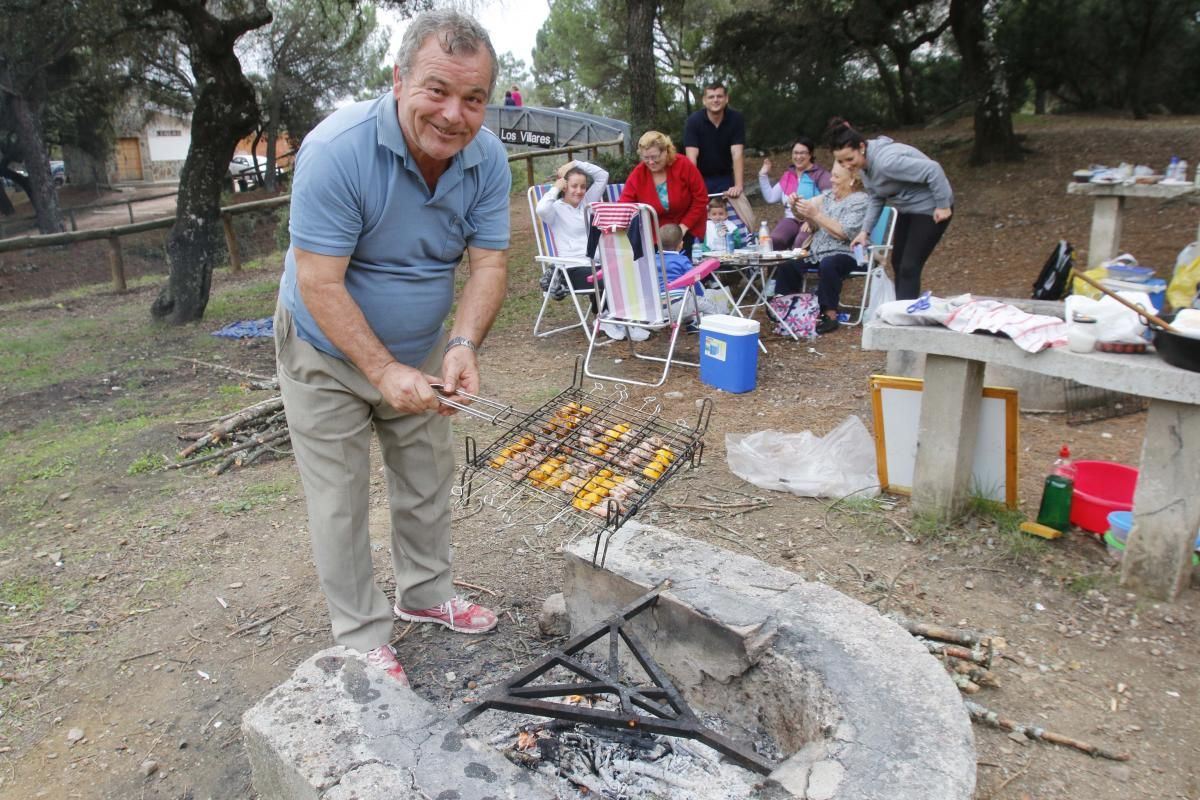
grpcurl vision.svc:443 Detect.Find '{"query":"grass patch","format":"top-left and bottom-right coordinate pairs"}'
top-left (243, 478), bottom-right (294, 504)
top-left (1066, 572), bottom-right (1106, 595)
top-left (966, 495), bottom-right (1049, 560)
top-left (127, 451), bottom-right (167, 475)
top-left (203, 277), bottom-right (280, 322)
top-left (0, 576), bottom-right (51, 613)
top-left (908, 508), bottom-right (953, 542)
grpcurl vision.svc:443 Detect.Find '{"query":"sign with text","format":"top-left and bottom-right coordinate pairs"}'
top-left (500, 128), bottom-right (557, 148)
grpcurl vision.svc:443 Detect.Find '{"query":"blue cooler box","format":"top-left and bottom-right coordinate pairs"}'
top-left (699, 315), bottom-right (759, 393)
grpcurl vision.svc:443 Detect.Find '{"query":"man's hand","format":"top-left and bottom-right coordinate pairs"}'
top-left (725, 185), bottom-right (743, 199)
top-left (933, 207), bottom-right (953, 224)
top-left (376, 362), bottom-right (440, 415)
top-left (436, 346), bottom-right (480, 417)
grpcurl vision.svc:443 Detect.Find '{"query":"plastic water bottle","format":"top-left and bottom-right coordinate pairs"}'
top-left (1179, 159), bottom-right (1190, 184)
top-left (1166, 156), bottom-right (1180, 181)
top-left (724, 225), bottom-right (733, 253)
top-left (758, 220), bottom-right (771, 253)
top-left (691, 240), bottom-right (704, 264)
top-left (1036, 446), bottom-right (1075, 532)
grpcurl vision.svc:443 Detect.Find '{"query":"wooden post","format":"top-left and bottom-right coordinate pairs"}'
top-left (106, 234), bottom-right (126, 292)
top-left (126, 201), bottom-right (134, 224)
top-left (589, 146), bottom-right (598, 161)
top-left (67, 209), bottom-right (77, 231)
top-left (222, 211), bottom-right (242, 273)
top-left (525, 157), bottom-right (534, 189)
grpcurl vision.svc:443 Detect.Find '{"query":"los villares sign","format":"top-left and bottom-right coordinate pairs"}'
top-left (500, 128), bottom-right (557, 148)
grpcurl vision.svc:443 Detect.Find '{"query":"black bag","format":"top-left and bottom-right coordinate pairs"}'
top-left (1032, 240), bottom-right (1074, 301)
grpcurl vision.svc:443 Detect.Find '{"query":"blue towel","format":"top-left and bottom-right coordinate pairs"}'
top-left (211, 318), bottom-right (274, 339)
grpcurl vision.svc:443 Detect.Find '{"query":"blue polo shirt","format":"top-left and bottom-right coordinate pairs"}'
top-left (280, 93), bottom-right (511, 368)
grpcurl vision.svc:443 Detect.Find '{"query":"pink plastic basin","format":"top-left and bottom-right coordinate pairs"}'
top-left (1070, 460), bottom-right (1138, 534)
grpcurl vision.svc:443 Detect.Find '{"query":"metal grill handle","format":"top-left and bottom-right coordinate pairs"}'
top-left (430, 384), bottom-right (521, 425)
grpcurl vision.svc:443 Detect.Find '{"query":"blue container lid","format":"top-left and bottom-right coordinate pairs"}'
top-left (1107, 510), bottom-right (1133, 535)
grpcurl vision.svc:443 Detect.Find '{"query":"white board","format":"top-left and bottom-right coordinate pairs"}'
top-left (870, 376), bottom-right (1018, 508)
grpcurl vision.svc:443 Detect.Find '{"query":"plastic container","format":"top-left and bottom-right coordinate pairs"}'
top-left (1104, 516), bottom-right (1200, 564)
top-left (1104, 264), bottom-right (1156, 283)
top-left (1101, 277), bottom-right (1167, 311)
top-left (698, 314), bottom-right (759, 393)
top-left (1070, 460), bottom-right (1138, 533)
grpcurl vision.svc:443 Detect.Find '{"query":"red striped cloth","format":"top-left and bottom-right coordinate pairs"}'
top-left (589, 202), bottom-right (640, 231)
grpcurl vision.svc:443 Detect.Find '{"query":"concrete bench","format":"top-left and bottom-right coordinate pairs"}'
top-left (862, 317), bottom-right (1200, 601)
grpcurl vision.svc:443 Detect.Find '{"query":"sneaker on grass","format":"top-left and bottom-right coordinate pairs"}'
top-left (360, 643), bottom-right (409, 686)
top-left (395, 597), bottom-right (498, 634)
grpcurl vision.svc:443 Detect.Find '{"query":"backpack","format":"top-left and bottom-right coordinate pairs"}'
top-left (1032, 240), bottom-right (1074, 301)
top-left (767, 293), bottom-right (819, 338)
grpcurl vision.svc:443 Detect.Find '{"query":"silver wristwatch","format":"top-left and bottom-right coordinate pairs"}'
top-left (444, 336), bottom-right (477, 355)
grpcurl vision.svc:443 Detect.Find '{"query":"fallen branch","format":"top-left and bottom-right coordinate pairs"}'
top-left (168, 356), bottom-right (275, 383)
top-left (171, 428), bottom-right (290, 469)
top-left (227, 606), bottom-right (291, 638)
top-left (964, 699), bottom-right (1131, 761)
top-left (453, 579), bottom-right (498, 596)
top-left (921, 638), bottom-right (992, 667)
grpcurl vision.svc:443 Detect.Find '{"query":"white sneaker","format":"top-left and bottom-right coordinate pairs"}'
top-left (601, 323), bottom-right (626, 340)
top-left (628, 327), bottom-right (651, 342)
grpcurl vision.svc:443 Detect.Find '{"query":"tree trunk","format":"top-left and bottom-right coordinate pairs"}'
top-left (893, 48), bottom-right (918, 126)
top-left (149, 0), bottom-right (267, 324)
top-left (626, 0), bottom-right (658, 133)
top-left (8, 94), bottom-right (63, 234)
top-left (865, 48), bottom-right (903, 125)
top-left (949, 0), bottom-right (1021, 165)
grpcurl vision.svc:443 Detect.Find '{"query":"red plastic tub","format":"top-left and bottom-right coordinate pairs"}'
top-left (1070, 460), bottom-right (1138, 534)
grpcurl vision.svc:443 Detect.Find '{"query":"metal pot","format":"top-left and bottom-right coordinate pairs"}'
top-left (1153, 313), bottom-right (1200, 372)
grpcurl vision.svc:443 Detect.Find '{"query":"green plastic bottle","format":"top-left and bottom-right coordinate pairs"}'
top-left (1036, 446), bottom-right (1075, 532)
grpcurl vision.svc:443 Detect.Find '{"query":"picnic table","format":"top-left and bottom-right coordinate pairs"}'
top-left (862, 313), bottom-right (1200, 602)
top-left (709, 249), bottom-right (807, 345)
top-left (1066, 181), bottom-right (1200, 266)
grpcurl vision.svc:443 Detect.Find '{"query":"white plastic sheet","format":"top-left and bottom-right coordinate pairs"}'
top-left (725, 415), bottom-right (880, 499)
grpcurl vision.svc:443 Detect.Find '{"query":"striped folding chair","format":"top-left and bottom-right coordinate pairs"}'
top-left (583, 202), bottom-right (719, 387)
top-left (527, 184), bottom-right (597, 342)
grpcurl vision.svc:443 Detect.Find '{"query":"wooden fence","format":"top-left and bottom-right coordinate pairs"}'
top-left (505, 136), bottom-right (626, 189)
top-left (0, 195), bottom-right (289, 292)
top-left (0, 137), bottom-right (625, 295)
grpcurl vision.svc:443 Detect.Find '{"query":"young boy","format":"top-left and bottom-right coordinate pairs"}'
top-left (703, 197), bottom-right (745, 252)
top-left (660, 224), bottom-right (722, 326)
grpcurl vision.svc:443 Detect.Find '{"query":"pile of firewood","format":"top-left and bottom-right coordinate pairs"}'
top-left (172, 395), bottom-right (290, 475)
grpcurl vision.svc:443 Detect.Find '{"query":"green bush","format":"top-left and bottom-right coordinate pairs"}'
top-left (594, 150), bottom-right (640, 184)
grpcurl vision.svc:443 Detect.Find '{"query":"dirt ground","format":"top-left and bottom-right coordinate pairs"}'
top-left (1, 114), bottom-right (1198, 800)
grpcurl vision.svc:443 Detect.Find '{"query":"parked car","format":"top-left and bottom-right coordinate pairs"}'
top-left (228, 154), bottom-right (284, 190)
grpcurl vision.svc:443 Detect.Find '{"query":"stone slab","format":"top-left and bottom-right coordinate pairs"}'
top-left (564, 523), bottom-right (976, 800)
top-left (242, 647), bottom-right (553, 800)
top-left (863, 320), bottom-right (1200, 404)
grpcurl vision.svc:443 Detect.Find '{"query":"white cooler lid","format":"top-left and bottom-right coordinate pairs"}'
top-left (698, 314), bottom-right (760, 335)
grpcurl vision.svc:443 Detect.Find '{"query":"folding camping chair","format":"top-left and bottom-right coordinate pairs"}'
top-left (527, 184), bottom-right (597, 342)
top-left (798, 205), bottom-right (897, 326)
top-left (582, 202), bottom-right (720, 387)
top-left (842, 205), bottom-right (896, 325)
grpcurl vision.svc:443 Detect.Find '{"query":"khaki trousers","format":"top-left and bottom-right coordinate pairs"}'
top-left (274, 302), bottom-right (454, 652)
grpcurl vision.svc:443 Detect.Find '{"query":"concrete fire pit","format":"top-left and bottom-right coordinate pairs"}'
top-left (563, 523), bottom-right (976, 799)
top-left (243, 522), bottom-right (975, 799)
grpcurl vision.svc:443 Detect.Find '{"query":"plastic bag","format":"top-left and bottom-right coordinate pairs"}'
top-left (864, 266), bottom-right (896, 322)
top-left (726, 415), bottom-right (879, 499)
top-left (1167, 242), bottom-right (1200, 310)
top-left (1064, 290), bottom-right (1152, 344)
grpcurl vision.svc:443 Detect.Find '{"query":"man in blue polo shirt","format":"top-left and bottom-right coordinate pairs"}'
top-left (275, 10), bottom-right (509, 685)
top-left (683, 82), bottom-right (746, 198)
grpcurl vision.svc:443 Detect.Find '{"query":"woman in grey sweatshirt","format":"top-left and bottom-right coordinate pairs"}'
top-left (826, 118), bottom-right (953, 300)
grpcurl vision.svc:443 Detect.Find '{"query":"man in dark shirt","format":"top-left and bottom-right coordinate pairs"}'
top-left (683, 82), bottom-right (746, 198)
